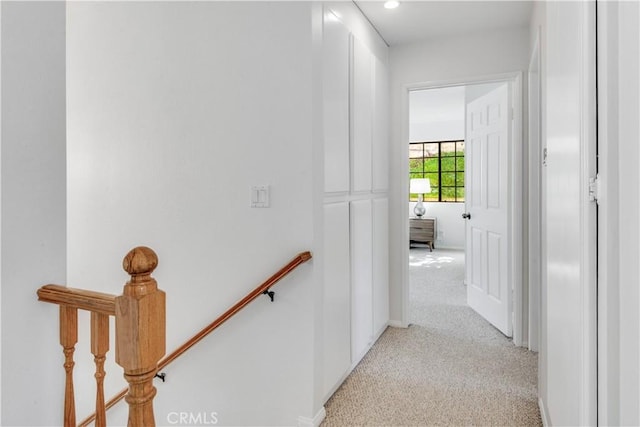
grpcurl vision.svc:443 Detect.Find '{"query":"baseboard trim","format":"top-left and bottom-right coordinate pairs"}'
top-left (298, 407), bottom-right (326, 427)
top-left (539, 398), bottom-right (550, 427)
top-left (388, 320), bottom-right (409, 328)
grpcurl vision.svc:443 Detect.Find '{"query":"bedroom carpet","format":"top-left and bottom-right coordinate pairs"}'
top-left (321, 248), bottom-right (541, 426)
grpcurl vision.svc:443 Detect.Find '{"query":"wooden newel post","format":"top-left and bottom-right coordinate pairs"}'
top-left (115, 247), bottom-right (166, 427)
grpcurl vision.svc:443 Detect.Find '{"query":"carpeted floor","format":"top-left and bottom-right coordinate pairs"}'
top-left (322, 247), bottom-right (542, 426)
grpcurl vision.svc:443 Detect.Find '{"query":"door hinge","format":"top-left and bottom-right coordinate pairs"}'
top-left (588, 175), bottom-right (600, 203)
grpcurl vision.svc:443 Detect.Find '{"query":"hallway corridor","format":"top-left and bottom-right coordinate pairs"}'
top-left (322, 248), bottom-right (541, 425)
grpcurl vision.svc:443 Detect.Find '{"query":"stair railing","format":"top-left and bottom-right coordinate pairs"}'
top-left (79, 250), bottom-right (312, 426)
top-left (38, 248), bottom-right (312, 427)
top-left (37, 246), bottom-right (165, 427)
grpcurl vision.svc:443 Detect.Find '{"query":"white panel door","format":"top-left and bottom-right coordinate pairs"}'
top-left (544, 2), bottom-right (597, 425)
top-left (351, 199), bottom-right (373, 363)
top-left (351, 37), bottom-right (372, 193)
top-left (465, 83), bottom-right (512, 337)
top-left (372, 198), bottom-right (389, 335)
top-left (322, 202), bottom-right (351, 397)
top-left (323, 14), bottom-right (350, 193)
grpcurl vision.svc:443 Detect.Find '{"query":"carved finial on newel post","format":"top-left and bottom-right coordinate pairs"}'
top-left (116, 247), bottom-right (165, 427)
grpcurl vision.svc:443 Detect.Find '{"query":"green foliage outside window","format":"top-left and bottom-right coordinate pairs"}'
top-left (410, 141), bottom-right (465, 202)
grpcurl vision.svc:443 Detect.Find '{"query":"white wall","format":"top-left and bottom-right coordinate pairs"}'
top-left (1, 2), bottom-right (67, 425)
top-left (67, 3), bottom-right (316, 425)
top-left (389, 27), bottom-right (530, 324)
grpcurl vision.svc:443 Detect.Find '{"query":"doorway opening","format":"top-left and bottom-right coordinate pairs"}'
top-left (408, 86), bottom-right (468, 329)
top-left (400, 73), bottom-right (526, 347)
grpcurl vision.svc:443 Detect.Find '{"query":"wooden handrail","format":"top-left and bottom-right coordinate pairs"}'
top-left (159, 250), bottom-right (311, 368)
top-left (78, 250), bottom-right (312, 427)
top-left (38, 285), bottom-right (116, 315)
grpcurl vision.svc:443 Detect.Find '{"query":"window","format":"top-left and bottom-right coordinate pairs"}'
top-left (410, 140), bottom-right (465, 202)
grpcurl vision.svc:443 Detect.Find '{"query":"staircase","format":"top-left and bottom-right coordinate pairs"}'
top-left (38, 247), bottom-right (311, 426)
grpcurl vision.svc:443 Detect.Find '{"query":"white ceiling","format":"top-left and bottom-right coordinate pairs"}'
top-left (354, 1), bottom-right (533, 46)
top-left (409, 86), bottom-right (466, 142)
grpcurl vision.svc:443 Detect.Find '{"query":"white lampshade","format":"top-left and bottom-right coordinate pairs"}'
top-left (410, 178), bottom-right (431, 195)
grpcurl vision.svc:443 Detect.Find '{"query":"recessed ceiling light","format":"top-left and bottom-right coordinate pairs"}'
top-left (384, 0), bottom-right (400, 9)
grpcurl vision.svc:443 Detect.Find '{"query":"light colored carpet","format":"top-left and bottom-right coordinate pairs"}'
top-left (322, 248), bottom-right (541, 426)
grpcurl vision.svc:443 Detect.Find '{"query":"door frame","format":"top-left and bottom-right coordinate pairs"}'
top-left (528, 29), bottom-right (542, 352)
top-left (595, 1), bottom-right (620, 424)
top-left (399, 71), bottom-right (526, 346)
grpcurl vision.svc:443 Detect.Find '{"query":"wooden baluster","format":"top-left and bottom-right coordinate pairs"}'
top-left (115, 247), bottom-right (165, 427)
top-left (60, 306), bottom-right (78, 427)
top-left (91, 312), bottom-right (109, 427)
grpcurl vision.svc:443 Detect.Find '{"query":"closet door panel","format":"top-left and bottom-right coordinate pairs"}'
top-left (372, 56), bottom-right (389, 192)
top-left (351, 37), bottom-right (373, 193)
top-left (373, 198), bottom-right (389, 334)
top-left (323, 16), bottom-right (350, 193)
top-left (351, 199), bottom-right (373, 363)
top-left (323, 202), bottom-right (352, 396)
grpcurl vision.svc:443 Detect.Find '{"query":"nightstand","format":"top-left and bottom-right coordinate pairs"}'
top-left (409, 217), bottom-right (436, 251)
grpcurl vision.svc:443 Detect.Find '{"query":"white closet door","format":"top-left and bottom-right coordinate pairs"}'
top-left (351, 37), bottom-right (373, 193)
top-left (372, 56), bottom-right (389, 192)
top-left (351, 199), bottom-right (373, 363)
top-left (322, 202), bottom-right (351, 397)
top-left (372, 198), bottom-right (389, 334)
top-left (323, 16), bottom-right (350, 193)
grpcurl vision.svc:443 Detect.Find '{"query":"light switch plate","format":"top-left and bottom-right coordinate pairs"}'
top-left (251, 185), bottom-right (270, 208)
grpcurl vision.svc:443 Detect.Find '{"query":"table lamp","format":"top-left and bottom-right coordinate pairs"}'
top-left (410, 178), bottom-right (431, 218)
